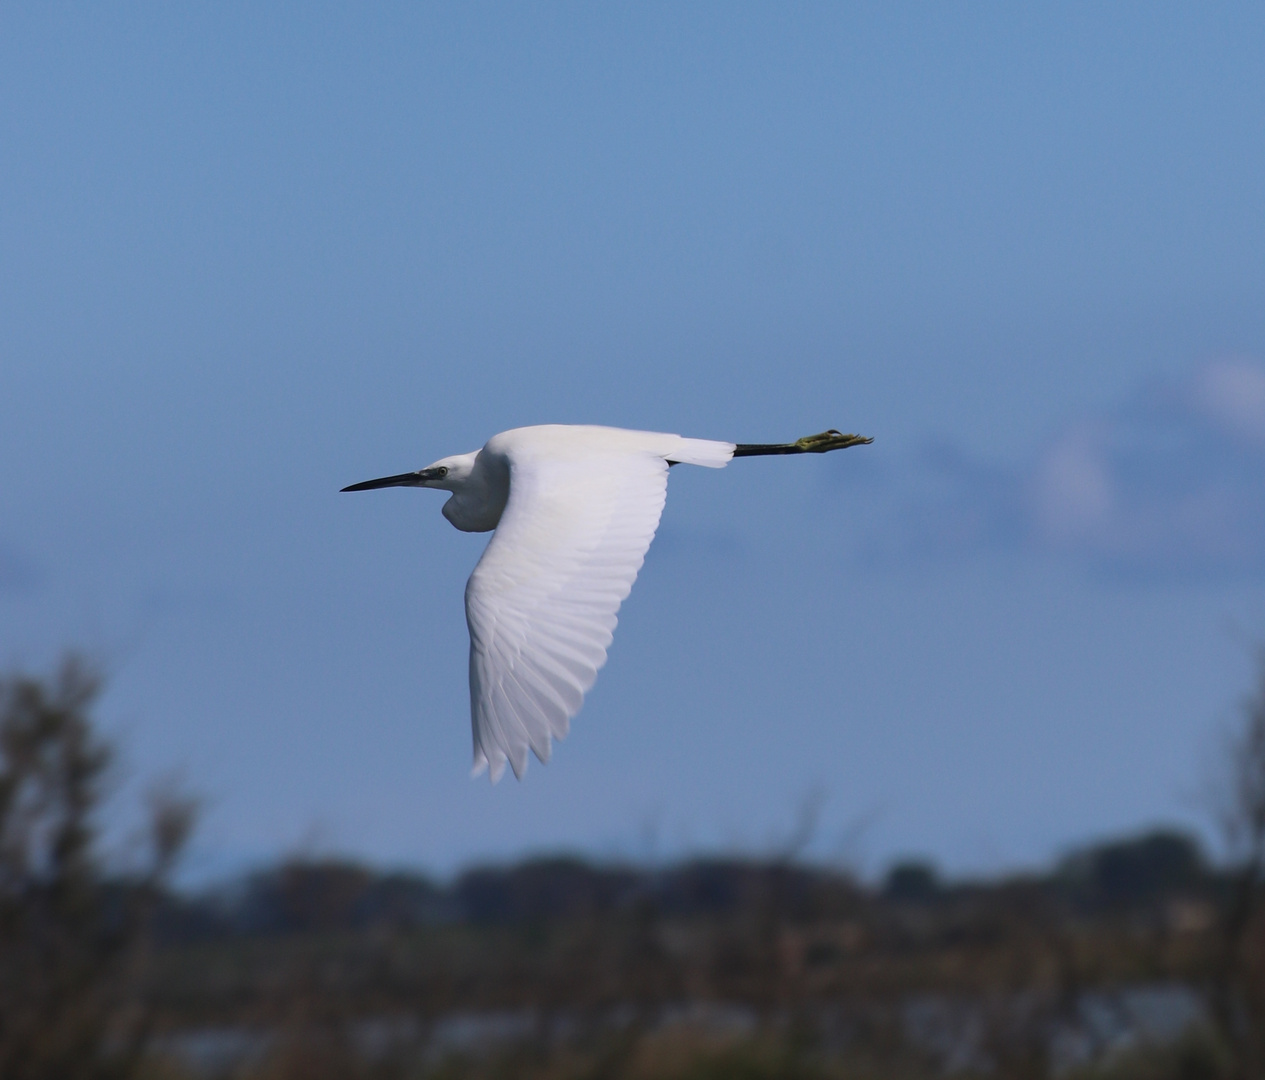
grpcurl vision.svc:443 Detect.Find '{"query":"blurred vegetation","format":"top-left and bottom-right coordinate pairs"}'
top-left (6, 655), bottom-right (1265, 1078)
top-left (0, 657), bottom-right (195, 1080)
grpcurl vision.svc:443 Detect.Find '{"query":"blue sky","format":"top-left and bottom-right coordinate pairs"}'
top-left (3, 4), bottom-right (1265, 881)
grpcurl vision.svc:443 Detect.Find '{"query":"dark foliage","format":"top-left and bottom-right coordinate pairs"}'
top-left (0, 657), bottom-right (194, 1080)
top-left (1058, 830), bottom-right (1205, 911)
top-left (883, 861), bottom-right (942, 903)
top-left (456, 856), bottom-right (639, 925)
top-left (205, 861), bottom-right (452, 937)
top-left (156, 831), bottom-right (1215, 946)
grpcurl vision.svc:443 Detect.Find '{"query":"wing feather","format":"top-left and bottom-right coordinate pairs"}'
top-left (465, 443), bottom-right (672, 780)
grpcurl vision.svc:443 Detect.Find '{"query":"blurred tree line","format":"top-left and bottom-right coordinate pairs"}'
top-left (5, 655), bottom-right (1265, 1079)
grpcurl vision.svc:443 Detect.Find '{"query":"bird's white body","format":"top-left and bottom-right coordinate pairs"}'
top-left (427, 426), bottom-right (733, 781)
top-left (343, 422), bottom-right (870, 782)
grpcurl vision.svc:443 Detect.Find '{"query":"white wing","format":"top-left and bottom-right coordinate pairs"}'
top-left (464, 429), bottom-right (731, 781)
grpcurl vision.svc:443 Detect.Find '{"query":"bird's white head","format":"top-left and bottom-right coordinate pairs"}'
top-left (341, 451), bottom-right (479, 493)
top-left (342, 449), bottom-right (505, 531)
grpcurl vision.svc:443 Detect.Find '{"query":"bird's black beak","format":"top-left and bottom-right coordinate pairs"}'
top-left (341, 468), bottom-right (443, 492)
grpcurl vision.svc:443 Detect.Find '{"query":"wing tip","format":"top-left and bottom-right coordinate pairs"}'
top-left (471, 748), bottom-right (509, 784)
top-left (471, 745), bottom-right (521, 784)
top-left (472, 722), bottom-right (570, 783)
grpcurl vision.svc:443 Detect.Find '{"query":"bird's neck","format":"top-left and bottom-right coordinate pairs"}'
top-left (441, 451), bottom-right (508, 533)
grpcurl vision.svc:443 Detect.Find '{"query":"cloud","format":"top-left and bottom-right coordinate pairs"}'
top-left (1194, 360), bottom-right (1265, 446)
top-left (837, 359), bottom-right (1265, 582)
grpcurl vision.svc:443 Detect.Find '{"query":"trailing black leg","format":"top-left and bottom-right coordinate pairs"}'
top-left (732, 429), bottom-right (873, 458)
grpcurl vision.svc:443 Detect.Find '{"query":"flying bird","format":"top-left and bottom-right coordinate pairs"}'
top-left (343, 425), bottom-right (872, 782)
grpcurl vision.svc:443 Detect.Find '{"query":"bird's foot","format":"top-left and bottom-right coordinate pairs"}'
top-left (794, 430), bottom-right (874, 453)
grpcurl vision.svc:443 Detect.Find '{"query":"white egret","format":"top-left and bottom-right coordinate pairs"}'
top-left (343, 425), bottom-right (871, 781)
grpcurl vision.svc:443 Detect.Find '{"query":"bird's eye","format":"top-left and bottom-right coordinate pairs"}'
top-left (436, 466), bottom-right (448, 477)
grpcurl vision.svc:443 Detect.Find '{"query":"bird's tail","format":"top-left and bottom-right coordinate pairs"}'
top-left (667, 437), bottom-right (735, 468)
